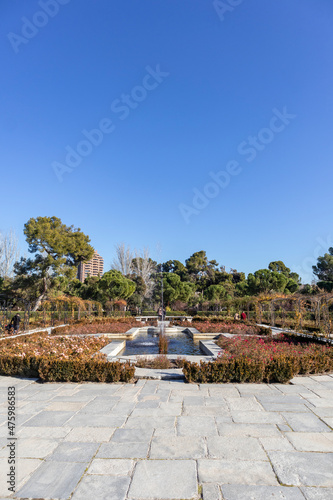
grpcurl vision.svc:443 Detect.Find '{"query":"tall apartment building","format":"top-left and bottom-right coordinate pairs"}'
top-left (77, 251), bottom-right (104, 283)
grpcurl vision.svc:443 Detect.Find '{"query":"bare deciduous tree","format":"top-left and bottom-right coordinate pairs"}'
top-left (111, 243), bottom-right (133, 276)
top-left (132, 247), bottom-right (156, 298)
top-left (0, 229), bottom-right (20, 278)
top-left (111, 244), bottom-right (156, 298)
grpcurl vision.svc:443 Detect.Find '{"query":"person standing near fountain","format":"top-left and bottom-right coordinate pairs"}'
top-left (158, 306), bottom-right (166, 321)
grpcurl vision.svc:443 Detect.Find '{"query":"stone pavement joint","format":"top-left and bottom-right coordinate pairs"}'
top-left (0, 374), bottom-right (332, 499)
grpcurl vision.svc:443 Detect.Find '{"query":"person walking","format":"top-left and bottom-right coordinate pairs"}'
top-left (241, 311), bottom-right (247, 321)
top-left (10, 314), bottom-right (21, 334)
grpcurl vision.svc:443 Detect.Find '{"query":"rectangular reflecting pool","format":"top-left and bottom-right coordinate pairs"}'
top-left (120, 329), bottom-right (202, 356)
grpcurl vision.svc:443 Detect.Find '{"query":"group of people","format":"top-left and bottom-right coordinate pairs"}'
top-left (234, 311), bottom-right (247, 321)
top-left (5, 314), bottom-right (21, 335)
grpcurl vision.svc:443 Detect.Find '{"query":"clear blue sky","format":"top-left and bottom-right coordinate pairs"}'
top-left (1, 0), bottom-right (333, 283)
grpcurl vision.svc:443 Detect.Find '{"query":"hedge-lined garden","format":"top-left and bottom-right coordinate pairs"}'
top-left (0, 332), bottom-right (135, 382)
top-left (50, 317), bottom-right (143, 336)
top-left (0, 332), bottom-right (110, 357)
top-left (178, 319), bottom-right (272, 336)
top-left (1, 323), bottom-right (332, 385)
top-left (0, 356), bottom-right (135, 382)
top-left (182, 334), bottom-right (333, 384)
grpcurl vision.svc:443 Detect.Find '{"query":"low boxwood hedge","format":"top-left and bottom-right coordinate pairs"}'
top-left (141, 311), bottom-right (187, 317)
top-left (0, 356), bottom-right (135, 383)
top-left (182, 357), bottom-right (297, 384)
top-left (182, 342), bottom-right (333, 384)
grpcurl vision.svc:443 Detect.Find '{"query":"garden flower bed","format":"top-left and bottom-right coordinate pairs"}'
top-left (0, 332), bottom-right (134, 382)
top-left (182, 334), bottom-right (333, 384)
top-left (0, 332), bottom-right (110, 359)
top-left (50, 318), bottom-right (143, 336)
top-left (178, 320), bottom-right (271, 336)
top-left (135, 355), bottom-right (186, 369)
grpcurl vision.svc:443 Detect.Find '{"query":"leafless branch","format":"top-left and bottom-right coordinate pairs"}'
top-left (111, 243), bottom-right (133, 276)
top-left (132, 247), bottom-right (155, 298)
top-left (0, 228), bottom-right (20, 278)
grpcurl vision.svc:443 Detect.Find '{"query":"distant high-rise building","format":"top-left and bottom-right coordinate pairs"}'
top-left (77, 251), bottom-right (104, 283)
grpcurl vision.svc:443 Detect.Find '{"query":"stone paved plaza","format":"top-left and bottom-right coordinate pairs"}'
top-left (0, 374), bottom-right (333, 499)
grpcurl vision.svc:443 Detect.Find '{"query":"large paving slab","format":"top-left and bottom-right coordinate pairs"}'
top-left (97, 441), bottom-right (150, 459)
top-left (177, 415), bottom-right (218, 436)
top-left (111, 427), bottom-right (153, 443)
top-left (87, 458), bottom-right (134, 475)
top-left (268, 451), bottom-right (333, 487)
top-left (63, 426), bottom-right (115, 442)
top-left (71, 475), bottom-right (131, 500)
top-left (21, 410), bottom-right (75, 426)
top-left (281, 412), bottom-right (331, 432)
top-left (46, 441), bottom-right (99, 462)
top-left (150, 436), bottom-right (206, 459)
top-left (0, 374), bottom-right (332, 499)
top-left (301, 487), bottom-right (333, 499)
top-left (128, 460), bottom-right (198, 499)
top-left (220, 485), bottom-right (305, 499)
top-left (206, 435), bottom-right (268, 460)
top-left (0, 437), bottom-right (58, 459)
top-left (16, 461), bottom-right (88, 499)
top-left (285, 432), bottom-right (333, 452)
top-left (0, 457), bottom-right (42, 496)
top-left (197, 459), bottom-right (279, 485)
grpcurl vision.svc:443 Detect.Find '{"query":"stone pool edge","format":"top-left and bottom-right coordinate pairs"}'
top-left (97, 327), bottom-right (222, 380)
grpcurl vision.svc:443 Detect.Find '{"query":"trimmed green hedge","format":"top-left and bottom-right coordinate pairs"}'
top-left (182, 345), bottom-right (333, 384)
top-left (261, 319), bottom-right (322, 333)
top-left (141, 311), bottom-right (187, 317)
top-left (192, 315), bottom-right (236, 322)
top-left (106, 311), bottom-right (132, 318)
top-left (0, 356), bottom-right (135, 383)
top-left (182, 358), bottom-right (296, 384)
top-left (166, 311), bottom-right (187, 316)
top-left (194, 311), bottom-right (228, 317)
top-left (0, 356), bottom-right (40, 379)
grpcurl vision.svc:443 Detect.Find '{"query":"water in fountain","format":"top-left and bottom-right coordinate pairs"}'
top-left (121, 329), bottom-right (202, 356)
top-left (157, 320), bottom-right (170, 335)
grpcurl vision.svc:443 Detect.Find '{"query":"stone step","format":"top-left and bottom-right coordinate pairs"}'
top-left (134, 367), bottom-right (185, 380)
